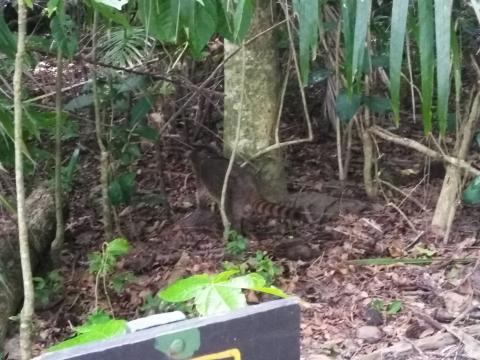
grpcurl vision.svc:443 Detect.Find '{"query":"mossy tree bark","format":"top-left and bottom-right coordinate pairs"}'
top-left (223, 0), bottom-right (287, 201)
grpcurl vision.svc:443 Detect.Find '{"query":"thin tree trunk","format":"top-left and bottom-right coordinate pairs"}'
top-left (51, 39), bottom-right (64, 261)
top-left (91, 11), bottom-right (113, 240)
top-left (223, 0), bottom-right (286, 201)
top-left (13, 0), bottom-right (34, 357)
top-left (431, 91), bottom-right (480, 236)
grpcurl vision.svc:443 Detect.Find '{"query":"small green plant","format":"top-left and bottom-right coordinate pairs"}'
top-left (225, 230), bottom-right (248, 257)
top-left (48, 311), bottom-right (127, 352)
top-left (110, 271), bottom-right (135, 294)
top-left (370, 298), bottom-right (403, 315)
top-left (223, 251), bottom-right (282, 287)
top-left (33, 270), bottom-right (63, 308)
top-left (140, 293), bottom-right (195, 316)
top-left (158, 270), bottom-right (288, 317)
top-left (248, 251), bottom-right (282, 286)
top-left (88, 238), bottom-right (135, 296)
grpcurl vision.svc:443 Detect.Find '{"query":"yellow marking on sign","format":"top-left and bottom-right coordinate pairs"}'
top-left (191, 348), bottom-right (241, 360)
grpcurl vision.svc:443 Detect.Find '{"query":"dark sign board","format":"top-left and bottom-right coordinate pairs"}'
top-left (37, 299), bottom-right (300, 360)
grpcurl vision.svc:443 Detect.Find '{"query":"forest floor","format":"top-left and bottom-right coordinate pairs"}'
top-left (2, 59), bottom-right (480, 360)
top-left (11, 124), bottom-right (478, 360)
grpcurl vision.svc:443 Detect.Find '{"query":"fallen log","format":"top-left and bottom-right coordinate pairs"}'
top-left (0, 185), bottom-right (56, 350)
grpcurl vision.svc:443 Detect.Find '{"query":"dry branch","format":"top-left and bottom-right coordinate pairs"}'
top-left (369, 126), bottom-right (480, 177)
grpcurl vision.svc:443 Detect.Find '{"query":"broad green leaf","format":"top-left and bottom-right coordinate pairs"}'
top-left (220, 273), bottom-right (266, 289)
top-left (50, 13), bottom-right (78, 57)
top-left (293, 0), bottom-right (320, 85)
top-left (132, 125), bottom-right (158, 141)
top-left (341, 0), bottom-right (355, 93)
top-left (435, 0), bottom-right (453, 134)
top-left (48, 319), bottom-right (127, 352)
top-left (387, 300), bottom-right (403, 314)
top-left (159, 275), bottom-right (212, 302)
top-left (91, 0), bottom-right (130, 27)
top-left (232, 0), bottom-right (253, 42)
top-left (194, 285), bottom-right (246, 316)
top-left (0, 11), bottom-right (17, 58)
top-left (463, 176), bottom-right (480, 205)
top-left (352, 0), bottom-right (372, 83)
top-left (251, 286), bottom-right (289, 299)
top-left (363, 96), bottom-right (392, 114)
top-left (107, 172), bottom-right (135, 205)
top-left (335, 89), bottom-right (361, 122)
top-left (418, 0), bottom-right (435, 134)
top-left (138, 0), bottom-right (176, 42)
top-left (212, 269), bottom-right (240, 283)
top-left (46, 0), bottom-right (61, 17)
top-left (179, 0), bottom-right (218, 58)
top-left (130, 97), bottom-right (154, 125)
top-left (389, 0), bottom-right (409, 125)
top-left (64, 94), bottom-right (94, 112)
top-left (106, 238), bottom-right (130, 257)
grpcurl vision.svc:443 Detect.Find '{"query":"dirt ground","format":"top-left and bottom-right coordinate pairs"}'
top-left (5, 126), bottom-right (475, 360)
top-left (2, 58), bottom-right (480, 360)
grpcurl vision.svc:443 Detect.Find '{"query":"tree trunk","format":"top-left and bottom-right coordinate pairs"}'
top-left (0, 186), bottom-right (56, 353)
top-left (223, 1), bottom-right (286, 201)
top-left (431, 91), bottom-right (480, 236)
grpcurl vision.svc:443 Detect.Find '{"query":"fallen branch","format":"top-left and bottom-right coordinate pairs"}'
top-left (369, 126), bottom-right (480, 177)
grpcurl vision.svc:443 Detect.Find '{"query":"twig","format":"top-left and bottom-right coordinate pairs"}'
top-left (243, 1), bottom-right (313, 163)
top-left (220, 45), bottom-right (246, 236)
top-left (378, 179), bottom-right (427, 211)
top-left (370, 126), bottom-right (480, 176)
top-left (387, 202), bottom-right (417, 232)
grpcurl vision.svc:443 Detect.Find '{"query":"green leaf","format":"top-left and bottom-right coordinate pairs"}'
top-left (50, 13), bottom-right (78, 57)
top-left (370, 298), bottom-right (384, 312)
top-left (293, 0), bottom-right (320, 85)
top-left (48, 319), bottom-right (127, 352)
top-left (363, 96), bottom-right (392, 115)
top-left (335, 89), bottom-right (361, 122)
top-left (463, 176), bottom-right (480, 205)
top-left (251, 286), bottom-right (288, 299)
top-left (387, 300), bottom-right (403, 314)
top-left (418, 0), bottom-right (435, 134)
top-left (194, 285), bottom-right (246, 316)
top-left (434, 0), bottom-right (453, 134)
top-left (221, 273), bottom-right (266, 289)
top-left (159, 275), bottom-right (212, 302)
top-left (130, 97), bottom-right (154, 125)
top-left (90, 0), bottom-right (130, 27)
top-left (352, 0), bottom-right (372, 82)
top-left (0, 11), bottom-right (17, 58)
top-left (389, 0), bottom-right (409, 125)
top-left (341, 0), bottom-right (356, 93)
top-left (108, 172), bottom-right (136, 206)
top-left (106, 238), bottom-right (131, 257)
top-left (64, 94), bottom-right (94, 112)
top-left (232, 0), bottom-right (253, 42)
top-left (137, 0), bottom-right (177, 42)
top-left (179, 0), bottom-right (218, 58)
top-left (212, 269), bottom-right (240, 283)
